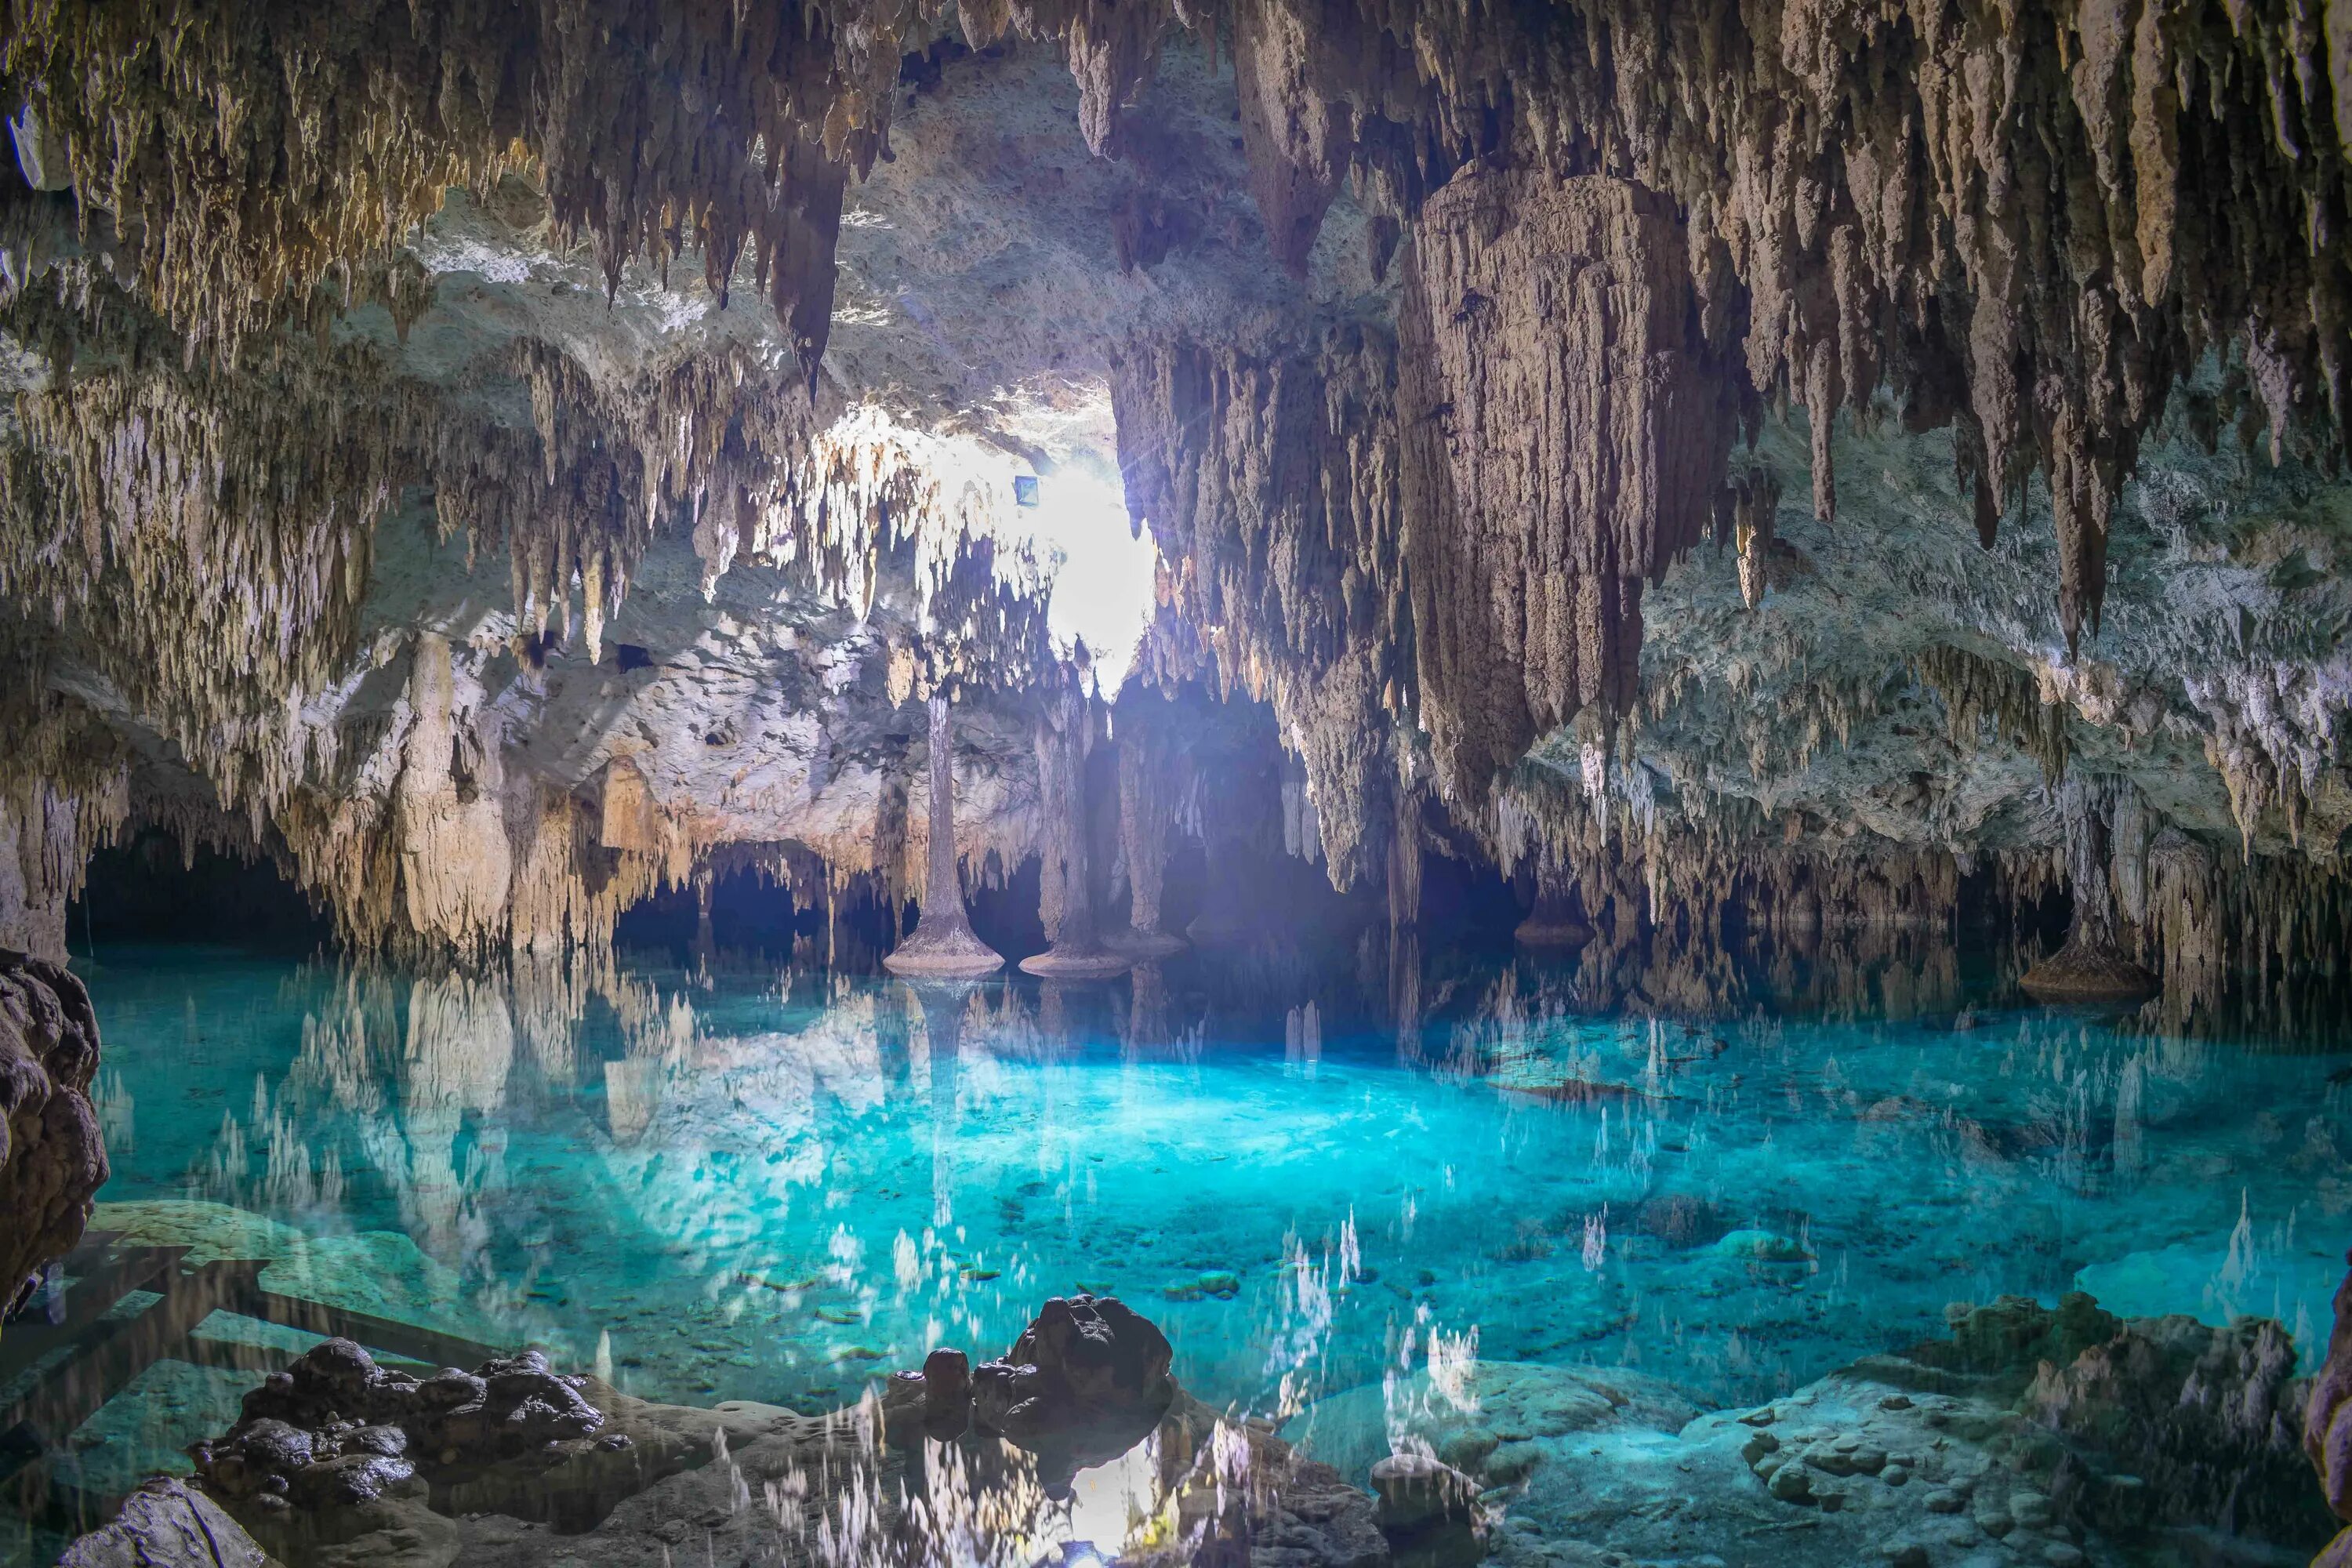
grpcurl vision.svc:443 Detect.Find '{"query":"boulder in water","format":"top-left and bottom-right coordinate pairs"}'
top-left (973, 1294), bottom-right (1176, 1494)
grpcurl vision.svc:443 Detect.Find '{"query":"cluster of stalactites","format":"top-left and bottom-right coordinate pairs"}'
top-left (1913, 644), bottom-right (2073, 786)
top-left (1210, 0), bottom-right (2352, 655)
top-left (0, 300), bottom-right (411, 818)
top-left (0, 686), bottom-right (130, 964)
top-left (1113, 325), bottom-right (1408, 890)
top-left (2, 0), bottom-right (869, 367)
top-left (0, 0), bottom-right (1229, 372)
top-left (750, 409), bottom-right (1057, 696)
top-left (1120, 168), bottom-right (1737, 884)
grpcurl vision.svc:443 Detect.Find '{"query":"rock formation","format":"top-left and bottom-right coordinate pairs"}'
top-left (122, 1296), bottom-right (1377, 1568)
top-left (972, 1293), bottom-right (1178, 1494)
top-left (56, 1479), bottom-right (270, 1568)
top-left (2309, 1254), bottom-right (2352, 1566)
top-left (1020, 664), bottom-right (1130, 979)
top-left (882, 695), bottom-right (1004, 978)
top-left (0, 946), bottom-right (107, 1318)
top-left (1109, 705), bottom-right (1189, 956)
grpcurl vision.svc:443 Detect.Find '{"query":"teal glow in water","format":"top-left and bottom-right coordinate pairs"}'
top-left (22, 942), bottom-right (2352, 1535)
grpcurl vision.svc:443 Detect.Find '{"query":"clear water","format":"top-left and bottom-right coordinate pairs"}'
top-left (10, 939), bottom-right (2352, 1559)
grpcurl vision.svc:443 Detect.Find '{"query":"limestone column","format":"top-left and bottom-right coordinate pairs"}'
top-left (2020, 779), bottom-right (2157, 1002)
top-left (1022, 668), bottom-right (1128, 978)
top-left (1109, 724), bottom-right (1185, 956)
top-left (884, 695), bottom-right (1004, 979)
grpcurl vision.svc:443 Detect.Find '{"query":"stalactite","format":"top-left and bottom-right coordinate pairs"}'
top-left (1021, 662), bottom-right (1129, 978)
top-left (1399, 166), bottom-right (1733, 797)
top-left (1914, 644), bottom-right (2072, 785)
top-left (392, 633), bottom-right (515, 955)
top-left (1110, 704), bottom-right (1187, 957)
top-left (884, 695), bottom-right (1005, 978)
top-left (0, 680), bottom-right (129, 964)
top-left (1214, 0), bottom-right (2351, 648)
top-left (1115, 327), bottom-right (1404, 891)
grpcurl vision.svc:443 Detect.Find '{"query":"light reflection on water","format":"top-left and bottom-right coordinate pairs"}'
top-left (41, 939), bottom-right (2352, 1501)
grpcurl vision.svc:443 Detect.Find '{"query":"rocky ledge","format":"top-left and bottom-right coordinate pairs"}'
top-left (69, 1295), bottom-right (1378, 1568)
top-left (56, 1283), bottom-right (2352, 1568)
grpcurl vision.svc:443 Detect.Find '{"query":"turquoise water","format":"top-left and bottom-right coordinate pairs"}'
top-left (12, 939), bottom-right (2352, 1552)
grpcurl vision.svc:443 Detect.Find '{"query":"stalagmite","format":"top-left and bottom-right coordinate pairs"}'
top-left (884, 695), bottom-right (1005, 979)
top-left (1022, 664), bottom-right (1129, 979)
top-left (1513, 865), bottom-right (1593, 949)
top-left (2020, 779), bottom-right (2160, 1002)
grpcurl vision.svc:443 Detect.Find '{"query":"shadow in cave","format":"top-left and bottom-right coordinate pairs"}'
top-left (66, 829), bottom-right (332, 958)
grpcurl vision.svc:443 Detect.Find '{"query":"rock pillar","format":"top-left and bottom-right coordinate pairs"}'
top-left (884, 695), bottom-right (1004, 979)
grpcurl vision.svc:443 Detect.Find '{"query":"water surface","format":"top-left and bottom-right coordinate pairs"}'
top-left (9, 939), bottom-right (2349, 1561)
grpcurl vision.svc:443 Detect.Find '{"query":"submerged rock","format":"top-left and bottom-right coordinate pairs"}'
top-left (57, 1477), bottom-right (270, 1568)
top-left (1285, 1294), bottom-right (2337, 1568)
top-left (972, 1293), bottom-right (1177, 1495)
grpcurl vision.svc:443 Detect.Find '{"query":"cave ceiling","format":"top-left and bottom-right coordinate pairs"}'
top-left (0, 0), bottom-right (2346, 989)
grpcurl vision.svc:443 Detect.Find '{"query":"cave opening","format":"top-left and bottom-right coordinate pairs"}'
top-left (66, 830), bottom-right (334, 956)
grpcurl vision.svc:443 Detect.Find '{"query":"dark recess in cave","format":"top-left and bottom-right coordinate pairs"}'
top-left (67, 829), bottom-right (332, 954)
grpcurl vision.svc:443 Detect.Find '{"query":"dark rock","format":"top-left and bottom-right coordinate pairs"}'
top-left (973, 1294), bottom-right (1175, 1495)
top-left (1370, 1450), bottom-right (1482, 1565)
top-left (194, 1339), bottom-right (607, 1514)
top-left (0, 948), bottom-right (107, 1313)
top-left (920, 1346), bottom-right (974, 1439)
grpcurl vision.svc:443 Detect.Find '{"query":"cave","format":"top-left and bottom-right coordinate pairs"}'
top-left (4, 2), bottom-right (2352, 1565)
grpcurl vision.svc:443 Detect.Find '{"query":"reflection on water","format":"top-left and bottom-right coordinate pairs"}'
top-left (11, 931), bottom-right (2352, 1559)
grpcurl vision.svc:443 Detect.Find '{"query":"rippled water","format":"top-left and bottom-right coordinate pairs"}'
top-left (8, 938), bottom-right (2350, 1562)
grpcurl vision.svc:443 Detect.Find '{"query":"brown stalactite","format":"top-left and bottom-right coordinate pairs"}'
top-left (1114, 328), bottom-right (1403, 891)
top-left (1388, 803), bottom-right (1423, 932)
top-left (1111, 714), bottom-right (1187, 957)
top-left (884, 695), bottom-right (1006, 978)
top-left (1232, 0), bottom-right (1351, 276)
top-left (1400, 167), bottom-right (1732, 797)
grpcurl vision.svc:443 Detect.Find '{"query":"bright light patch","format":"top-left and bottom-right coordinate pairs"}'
top-left (813, 399), bottom-right (1155, 694)
top-left (1022, 465), bottom-right (1156, 696)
